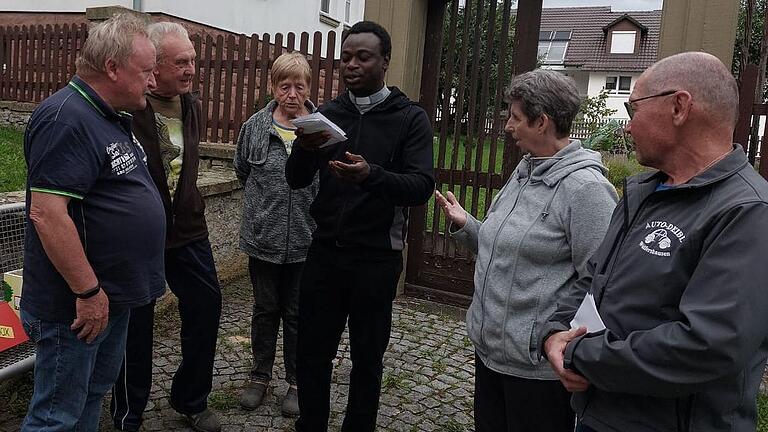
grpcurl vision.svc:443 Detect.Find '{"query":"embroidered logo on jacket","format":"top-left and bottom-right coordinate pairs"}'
top-left (639, 220), bottom-right (685, 257)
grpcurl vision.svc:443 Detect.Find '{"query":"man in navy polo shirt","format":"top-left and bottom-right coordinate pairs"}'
top-left (20, 14), bottom-right (165, 431)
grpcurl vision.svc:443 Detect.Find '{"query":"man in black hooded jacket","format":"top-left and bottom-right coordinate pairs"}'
top-left (286, 21), bottom-right (434, 432)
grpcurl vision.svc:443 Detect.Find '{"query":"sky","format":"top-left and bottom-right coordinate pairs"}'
top-left (540, 0), bottom-right (663, 10)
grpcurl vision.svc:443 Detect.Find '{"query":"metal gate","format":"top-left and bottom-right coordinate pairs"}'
top-left (405, 0), bottom-right (543, 306)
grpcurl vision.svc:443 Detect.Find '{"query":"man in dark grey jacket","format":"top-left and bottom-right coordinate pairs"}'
top-left (541, 52), bottom-right (768, 432)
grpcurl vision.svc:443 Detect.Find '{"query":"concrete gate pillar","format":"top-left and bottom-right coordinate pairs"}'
top-left (658, 0), bottom-right (740, 66)
top-left (362, 0), bottom-right (432, 296)
top-left (363, 0), bottom-right (430, 100)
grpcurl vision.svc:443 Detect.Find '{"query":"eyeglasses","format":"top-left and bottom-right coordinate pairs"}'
top-left (624, 90), bottom-right (678, 119)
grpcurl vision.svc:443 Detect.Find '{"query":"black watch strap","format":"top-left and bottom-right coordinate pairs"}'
top-left (75, 284), bottom-right (101, 299)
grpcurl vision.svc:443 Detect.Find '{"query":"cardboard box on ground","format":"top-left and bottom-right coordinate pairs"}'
top-left (0, 269), bottom-right (27, 352)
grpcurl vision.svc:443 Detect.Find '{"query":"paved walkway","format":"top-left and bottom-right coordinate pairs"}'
top-left (0, 277), bottom-right (476, 431)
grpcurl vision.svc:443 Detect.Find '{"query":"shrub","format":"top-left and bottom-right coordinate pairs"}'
top-left (602, 154), bottom-right (648, 196)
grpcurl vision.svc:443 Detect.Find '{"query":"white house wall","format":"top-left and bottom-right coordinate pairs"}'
top-left (1, 0), bottom-right (365, 55)
top-left (587, 71), bottom-right (640, 120)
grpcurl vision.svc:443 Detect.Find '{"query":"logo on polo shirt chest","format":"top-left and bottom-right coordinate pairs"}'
top-left (639, 220), bottom-right (685, 257)
top-left (106, 141), bottom-right (138, 176)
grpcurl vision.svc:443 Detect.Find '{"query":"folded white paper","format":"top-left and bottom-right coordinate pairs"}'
top-left (292, 112), bottom-right (347, 147)
top-left (570, 293), bottom-right (606, 333)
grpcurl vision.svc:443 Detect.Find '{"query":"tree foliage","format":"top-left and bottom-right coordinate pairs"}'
top-left (437, 0), bottom-right (517, 135)
top-left (733, 0), bottom-right (766, 77)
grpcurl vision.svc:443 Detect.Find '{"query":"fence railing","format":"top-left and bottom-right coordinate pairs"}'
top-left (0, 24), bottom-right (344, 144)
top-left (570, 118), bottom-right (628, 140)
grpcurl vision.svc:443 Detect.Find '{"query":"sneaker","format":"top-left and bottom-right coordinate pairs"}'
top-left (183, 409), bottom-right (221, 432)
top-left (281, 385), bottom-right (299, 418)
top-left (239, 380), bottom-right (268, 410)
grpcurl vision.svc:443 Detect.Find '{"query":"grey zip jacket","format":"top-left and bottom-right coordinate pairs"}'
top-left (452, 140), bottom-right (617, 379)
top-left (541, 145), bottom-right (768, 431)
top-left (234, 100), bottom-right (318, 263)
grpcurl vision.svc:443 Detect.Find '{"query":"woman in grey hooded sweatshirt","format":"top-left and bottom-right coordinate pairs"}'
top-left (436, 69), bottom-right (618, 432)
top-left (234, 52), bottom-right (318, 417)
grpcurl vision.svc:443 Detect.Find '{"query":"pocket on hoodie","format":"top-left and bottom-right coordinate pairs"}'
top-left (527, 317), bottom-right (542, 365)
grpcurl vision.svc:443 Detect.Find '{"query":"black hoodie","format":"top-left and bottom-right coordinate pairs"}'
top-left (285, 87), bottom-right (434, 251)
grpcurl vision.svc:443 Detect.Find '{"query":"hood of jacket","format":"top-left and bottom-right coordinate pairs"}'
top-left (518, 140), bottom-right (609, 186)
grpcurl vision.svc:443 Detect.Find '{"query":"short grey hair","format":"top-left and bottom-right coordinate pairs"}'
top-left (76, 13), bottom-right (149, 76)
top-left (147, 21), bottom-right (190, 60)
top-left (504, 69), bottom-right (581, 138)
top-left (643, 52), bottom-right (739, 127)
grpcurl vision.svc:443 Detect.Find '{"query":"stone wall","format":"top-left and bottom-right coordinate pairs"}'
top-left (0, 102), bottom-right (35, 131)
top-left (197, 145), bottom-right (247, 282)
top-left (0, 108), bottom-right (247, 282)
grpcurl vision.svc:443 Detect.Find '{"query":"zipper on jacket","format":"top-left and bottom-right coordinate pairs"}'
top-left (285, 188), bottom-right (293, 263)
top-left (333, 113), bottom-right (364, 245)
top-left (596, 179), bottom-right (652, 308)
top-left (478, 173), bottom-right (531, 348)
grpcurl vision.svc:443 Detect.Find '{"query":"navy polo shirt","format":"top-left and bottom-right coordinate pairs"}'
top-left (22, 76), bottom-right (167, 323)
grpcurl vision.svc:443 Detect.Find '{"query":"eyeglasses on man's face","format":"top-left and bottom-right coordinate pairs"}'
top-left (624, 90), bottom-right (678, 119)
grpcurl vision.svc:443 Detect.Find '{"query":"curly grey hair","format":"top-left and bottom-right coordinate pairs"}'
top-left (504, 69), bottom-right (581, 138)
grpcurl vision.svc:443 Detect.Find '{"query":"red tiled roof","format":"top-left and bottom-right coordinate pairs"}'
top-left (540, 6), bottom-right (662, 73)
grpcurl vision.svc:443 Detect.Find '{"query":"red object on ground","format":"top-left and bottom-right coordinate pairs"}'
top-left (0, 301), bottom-right (28, 352)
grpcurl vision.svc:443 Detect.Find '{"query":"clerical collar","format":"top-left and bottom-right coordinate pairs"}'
top-left (349, 85), bottom-right (390, 106)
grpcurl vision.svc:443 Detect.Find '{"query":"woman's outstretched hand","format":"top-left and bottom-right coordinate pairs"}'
top-left (434, 190), bottom-right (467, 229)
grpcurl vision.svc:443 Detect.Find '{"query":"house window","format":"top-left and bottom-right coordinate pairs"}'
top-left (610, 31), bottom-right (636, 54)
top-left (345, 0), bottom-right (351, 22)
top-left (538, 30), bottom-right (571, 64)
top-left (605, 76), bottom-right (632, 94)
top-left (321, 0), bottom-right (330, 13)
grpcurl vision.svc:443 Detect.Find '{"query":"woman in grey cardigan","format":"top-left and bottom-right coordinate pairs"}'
top-left (436, 69), bottom-right (618, 432)
top-left (233, 52), bottom-right (318, 417)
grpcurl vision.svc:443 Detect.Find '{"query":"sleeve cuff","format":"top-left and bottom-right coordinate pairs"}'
top-left (30, 187), bottom-right (84, 200)
top-left (564, 333), bottom-right (587, 373)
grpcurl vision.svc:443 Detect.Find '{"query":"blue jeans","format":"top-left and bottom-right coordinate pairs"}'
top-left (20, 307), bottom-right (130, 432)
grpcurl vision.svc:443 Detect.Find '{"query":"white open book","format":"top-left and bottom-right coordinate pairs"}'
top-left (292, 112), bottom-right (348, 147)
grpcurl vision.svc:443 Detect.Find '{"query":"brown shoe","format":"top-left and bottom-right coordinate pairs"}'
top-left (281, 385), bottom-right (299, 418)
top-left (239, 380), bottom-right (268, 410)
top-left (184, 409), bottom-right (221, 432)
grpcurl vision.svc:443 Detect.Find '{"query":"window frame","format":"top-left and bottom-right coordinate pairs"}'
top-left (605, 75), bottom-right (633, 95)
top-left (538, 30), bottom-right (571, 64)
top-left (610, 30), bottom-right (637, 54)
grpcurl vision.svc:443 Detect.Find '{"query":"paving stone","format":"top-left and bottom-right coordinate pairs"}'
top-left (0, 276), bottom-right (477, 431)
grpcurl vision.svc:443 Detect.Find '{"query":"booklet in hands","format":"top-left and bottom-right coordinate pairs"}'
top-left (570, 293), bottom-right (606, 333)
top-left (292, 112), bottom-right (348, 147)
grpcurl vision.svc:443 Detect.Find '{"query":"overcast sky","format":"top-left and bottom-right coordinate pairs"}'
top-left (540, 0), bottom-right (663, 10)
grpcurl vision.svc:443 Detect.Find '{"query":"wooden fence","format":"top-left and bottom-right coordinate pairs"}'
top-left (0, 24), bottom-right (344, 143)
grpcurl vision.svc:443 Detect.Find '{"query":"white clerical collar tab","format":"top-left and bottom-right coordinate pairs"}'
top-left (350, 86), bottom-right (388, 105)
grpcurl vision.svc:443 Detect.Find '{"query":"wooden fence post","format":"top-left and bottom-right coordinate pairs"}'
top-left (735, 63), bottom-right (759, 154)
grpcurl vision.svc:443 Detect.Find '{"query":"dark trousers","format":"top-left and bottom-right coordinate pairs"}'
top-left (475, 353), bottom-right (575, 432)
top-left (248, 257), bottom-right (301, 385)
top-left (295, 242), bottom-right (402, 432)
top-left (110, 238), bottom-right (222, 430)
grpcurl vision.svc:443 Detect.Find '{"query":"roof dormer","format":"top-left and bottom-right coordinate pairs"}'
top-left (603, 14), bottom-right (648, 55)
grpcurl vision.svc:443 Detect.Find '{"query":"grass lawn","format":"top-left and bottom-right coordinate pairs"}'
top-left (760, 394), bottom-right (768, 432)
top-left (425, 135), bottom-right (647, 233)
top-left (0, 126), bottom-right (25, 193)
